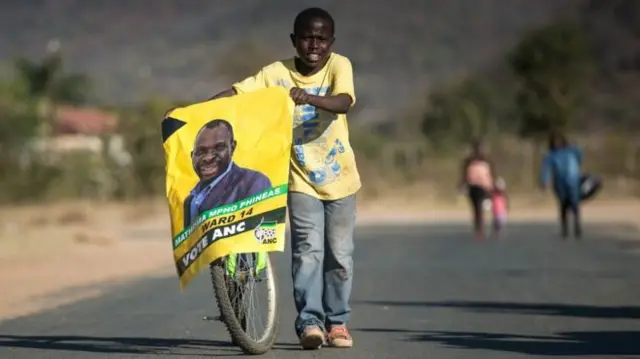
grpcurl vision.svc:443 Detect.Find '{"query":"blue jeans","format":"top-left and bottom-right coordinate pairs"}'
top-left (288, 191), bottom-right (356, 337)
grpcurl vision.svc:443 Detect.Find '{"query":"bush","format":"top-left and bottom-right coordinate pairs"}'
top-left (421, 75), bottom-right (514, 150)
top-left (0, 94), bottom-right (63, 203)
top-left (117, 97), bottom-right (177, 198)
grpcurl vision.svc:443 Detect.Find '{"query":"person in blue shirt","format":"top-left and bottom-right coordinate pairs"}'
top-left (539, 132), bottom-right (584, 239)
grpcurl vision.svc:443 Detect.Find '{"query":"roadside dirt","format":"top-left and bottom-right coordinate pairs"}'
top-left (1, 197), bottom-right (638, 322)
top-left (0, 200), bottom-right (175, 321)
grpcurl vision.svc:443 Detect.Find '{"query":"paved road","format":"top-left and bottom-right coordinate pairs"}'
top-left (1, 222), bottom-right (640, 359)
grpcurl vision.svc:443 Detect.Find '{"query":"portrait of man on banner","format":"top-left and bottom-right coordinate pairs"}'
top-left (183, 119), bottom-right (272, 228)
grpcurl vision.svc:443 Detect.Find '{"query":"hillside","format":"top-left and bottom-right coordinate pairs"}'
top-left (0, 0), bottom-right (580, 122)
top-left (578, 0), bottom-right (640, 131)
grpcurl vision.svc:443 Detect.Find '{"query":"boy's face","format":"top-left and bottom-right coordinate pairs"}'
top-left (290, 17), bottom-right (334, 70)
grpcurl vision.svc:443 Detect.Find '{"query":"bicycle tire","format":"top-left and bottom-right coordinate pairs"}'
top-left (209, 254), bottom-right (279, 355)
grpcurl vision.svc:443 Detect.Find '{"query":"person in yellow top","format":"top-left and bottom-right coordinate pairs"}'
top-left (210, 7), bottom-right (359, 351)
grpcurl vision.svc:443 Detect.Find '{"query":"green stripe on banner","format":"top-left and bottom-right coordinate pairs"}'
top-left (173, 184), bottom-right (288, 249)
top-left (175, 207), bottom-right (287, 276)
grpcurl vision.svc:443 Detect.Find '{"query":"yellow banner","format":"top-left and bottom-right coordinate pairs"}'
top-left (162, 87), bottom-right (294, 289)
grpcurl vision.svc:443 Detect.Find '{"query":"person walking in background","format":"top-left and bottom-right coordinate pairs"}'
top-left (540, 132), bottom-right (584, 239)
top-left (459, 140), bottom-right (496, 240)
top-left (490, 177), bottom-right (509, 239)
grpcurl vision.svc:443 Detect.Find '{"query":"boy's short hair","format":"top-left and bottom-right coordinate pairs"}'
top-left (293, 7), bottom-right (335, 35)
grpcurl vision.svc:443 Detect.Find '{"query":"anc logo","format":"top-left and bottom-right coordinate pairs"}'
top-left (253, 218), bottom-right (278, 244)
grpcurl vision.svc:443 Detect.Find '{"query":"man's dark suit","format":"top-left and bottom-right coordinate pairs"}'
top-left (183, 163), bottom-right (272, 228)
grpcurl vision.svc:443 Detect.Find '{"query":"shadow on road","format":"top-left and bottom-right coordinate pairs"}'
top-left (0, 335), bottom-right (298, 356)
top-left (355, 300), bottom-right (640, 319)
top-left (356, 328), bottom-right (640, 356)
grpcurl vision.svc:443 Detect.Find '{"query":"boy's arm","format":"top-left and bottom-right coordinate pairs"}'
top-left (489, 159), bottom-right (498, 180)
top-left (539, 154), bottom-right (552, 189)
top-left (298, 56), bottom-right (356, 114)
top-left (487, 159), bottom-right (498, 190)
top-left (305, 93), bottom-right (352, 114)
top-left (209, 88), bottom-right (237, 100)
top-left (573, 145), bottom-right (583, 166)
top-left (458, 157), bottom-right (469, 189)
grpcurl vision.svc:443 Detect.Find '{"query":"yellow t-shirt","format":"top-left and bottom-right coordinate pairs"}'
top-left (232, 52), bottom-right (361, 200)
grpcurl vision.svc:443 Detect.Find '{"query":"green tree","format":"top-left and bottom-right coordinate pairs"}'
top-left (118, 97), bottom-right (176, 198)
top-left (421, 76), bottom-right (510, 150)
top-left (507, 21), bottom-right (594, 140)
top-left (0, 86), bottom-right (60, 203)
top-left (13, 51), bottom-right (91, 137)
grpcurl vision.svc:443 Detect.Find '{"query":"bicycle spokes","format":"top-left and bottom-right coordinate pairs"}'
top-left (225, 253), bottom-right (268, 281)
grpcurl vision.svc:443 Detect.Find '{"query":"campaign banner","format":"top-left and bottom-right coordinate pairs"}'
top-left (162, 87), bottom-right (293, 289)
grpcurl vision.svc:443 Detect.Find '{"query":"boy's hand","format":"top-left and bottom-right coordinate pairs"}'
top-left (290, 87), bottom-right (310, 105)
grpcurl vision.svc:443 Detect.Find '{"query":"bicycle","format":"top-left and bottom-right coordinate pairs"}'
top-left (208, 251), bottom-right (279, 355)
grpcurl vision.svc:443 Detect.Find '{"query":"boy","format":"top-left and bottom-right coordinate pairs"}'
top-left (210, 7), bottom-right (359, 350)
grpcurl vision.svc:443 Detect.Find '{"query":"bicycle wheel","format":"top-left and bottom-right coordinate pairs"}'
top-left (209, 253), bottom-right (279, 355)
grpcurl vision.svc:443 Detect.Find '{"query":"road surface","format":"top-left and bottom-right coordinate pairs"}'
top-left (1, 222), bottom-right (639, 358)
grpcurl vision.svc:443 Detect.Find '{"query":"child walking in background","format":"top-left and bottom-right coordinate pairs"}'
top-left (491, 177), bottom-right (509, 239)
